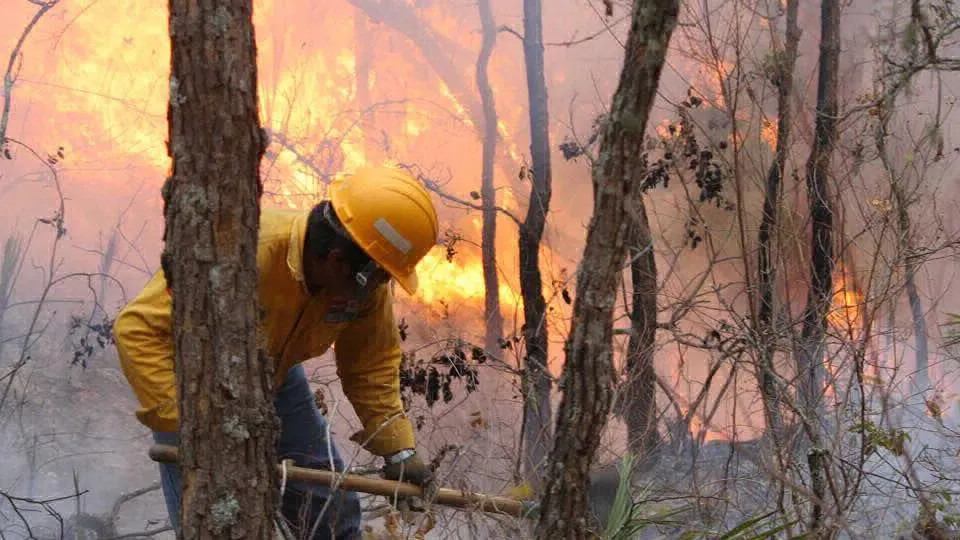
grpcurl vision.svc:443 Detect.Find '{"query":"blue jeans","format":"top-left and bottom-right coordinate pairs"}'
top-left (153, 364), bottom-right (362, 539)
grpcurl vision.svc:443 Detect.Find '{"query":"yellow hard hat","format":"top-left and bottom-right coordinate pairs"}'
top-left (329, 166), bottom-right (439, 295)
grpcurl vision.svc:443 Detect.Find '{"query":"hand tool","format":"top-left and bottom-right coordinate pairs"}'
top-left (148, 443), bottom-right (537, 519)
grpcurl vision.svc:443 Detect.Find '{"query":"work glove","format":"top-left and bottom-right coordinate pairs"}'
top-left (382, 451), bottom-right (434, 487)
top-left (382, 451), bottom-right (436, 513)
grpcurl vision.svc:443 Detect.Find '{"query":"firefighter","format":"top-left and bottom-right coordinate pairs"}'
top-left (113, 166), bottom-right (439, 539)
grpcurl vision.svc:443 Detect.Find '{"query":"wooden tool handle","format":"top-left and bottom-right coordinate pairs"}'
top-left (149, 443), bottom-right (534, 519)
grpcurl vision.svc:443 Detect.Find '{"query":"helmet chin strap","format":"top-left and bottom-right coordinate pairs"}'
top-left (321, 203), bottom-right (391, 323)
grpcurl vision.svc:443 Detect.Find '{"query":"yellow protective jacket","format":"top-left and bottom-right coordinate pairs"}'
top-left (112, 208), bottom-right (415, 456)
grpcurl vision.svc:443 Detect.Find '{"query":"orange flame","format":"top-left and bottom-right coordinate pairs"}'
top-left (678, 403), bottom-right (730, 443)
top-left (0, 2), bottom-right (547, 319)
top-left (828, 264), bottom-right (864, 333)
top-left (761, 118), bottom-right (778, 150)
top-left (415, 249), bottom-right (519, 309)
top-left (822, 263), bottom-right (865, 401)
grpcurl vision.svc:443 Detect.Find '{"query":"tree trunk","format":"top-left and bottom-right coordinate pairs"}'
top-left (797, 0), bottom-right (840, 418)
top-left (519, 0), bottom-right (553, 488)
top-left (796, 0), bottom-right (840, 533)
top-left (163, 1), bottom-right (276, 538)
top-left (872, 41), bottom-right (931, 395)
top-left (623, 206), bottom-right (659, 461)
top-left (476, 0), bottom-right (504, 358)
top-left (903, 228), bottom-right (929, 391)
top-left (756, 0), bottom-right (799, 446)
top-left (534, 1), bottom-right (680, 537)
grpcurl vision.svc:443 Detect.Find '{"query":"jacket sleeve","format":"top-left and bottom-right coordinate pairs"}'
top-left (113, 269), bottom-right (178, 432)
top-left (333, 284), bottom-right (416, 456)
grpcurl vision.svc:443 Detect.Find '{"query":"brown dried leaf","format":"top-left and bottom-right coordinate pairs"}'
top-left (415, 512), bottom-right (437, 539)
top-left (313, 387), bottom-right (328, 416)
top-left (469, 410), bottom-right (489, 429)
top-left (384, 512), bottom-right (401, 538)
top-left (926, 398), bottom-right (943, 420)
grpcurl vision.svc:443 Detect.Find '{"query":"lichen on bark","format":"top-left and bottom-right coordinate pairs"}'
top-left (165, 0), bottom-right (277, 537)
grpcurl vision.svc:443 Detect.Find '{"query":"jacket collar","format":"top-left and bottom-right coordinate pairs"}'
top-left (285, 210), bottom-right (311, 294)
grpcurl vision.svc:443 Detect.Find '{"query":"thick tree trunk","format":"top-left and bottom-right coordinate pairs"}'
top-left (623, 206), bottom-right (659, 461)
top-left (519, 0), bottom-right (553, 488)
top-left (163, 1), bottom-right (276, 538)
top-left (534, 1), bottom-right (679, 537)
top-left (476, 0), bottom-right (504, 357)
top-left (796, 0), bottom-right (840, 533)
top-left (756, 0), bottom-right (799, 446)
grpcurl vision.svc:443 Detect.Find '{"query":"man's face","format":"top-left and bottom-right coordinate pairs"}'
top-left (303, 248), bottom-right (357, 300)
top-left (304, 242), bottom-right (394, 306)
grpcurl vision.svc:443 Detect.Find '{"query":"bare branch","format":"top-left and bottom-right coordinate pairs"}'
top-left (2, 1), bottom-right (60, 148)
top-left (397, 162), bottom-right (523, 227)
top-left (544, 14), bottom-right (629, 47)
top-left (497, 25), bottom-right (523, 41)
top-left (107, 526), bottom-right (176, 540)
top-left (108, 483), bottom-right (162, 523)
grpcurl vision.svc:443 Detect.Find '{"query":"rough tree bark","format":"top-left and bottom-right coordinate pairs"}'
top-left (519, 0), bottom-right (553, 488)
top-left (163, 1), bottom-right (276, 538)
top-left (756, 0), bottom-right (799, 446)
top-left (534, 1), bottom-right (680, 537)
top-left (797, 0), bottom-right (840, 420)
top-left (622, 207), bottom-right (659, 460)
top-left (476, 0), bottom-right (504, 357)
top-left (796, 0), bottom-right (840, 533)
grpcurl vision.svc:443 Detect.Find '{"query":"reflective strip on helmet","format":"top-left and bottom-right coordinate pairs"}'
top-left (374, 218), bottom-right (413, 255)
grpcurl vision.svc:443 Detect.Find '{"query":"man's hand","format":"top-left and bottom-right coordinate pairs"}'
top-left (382, 451), bottom-right (434, 487)
top-left (382, 450), bottom-right (436, 514)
